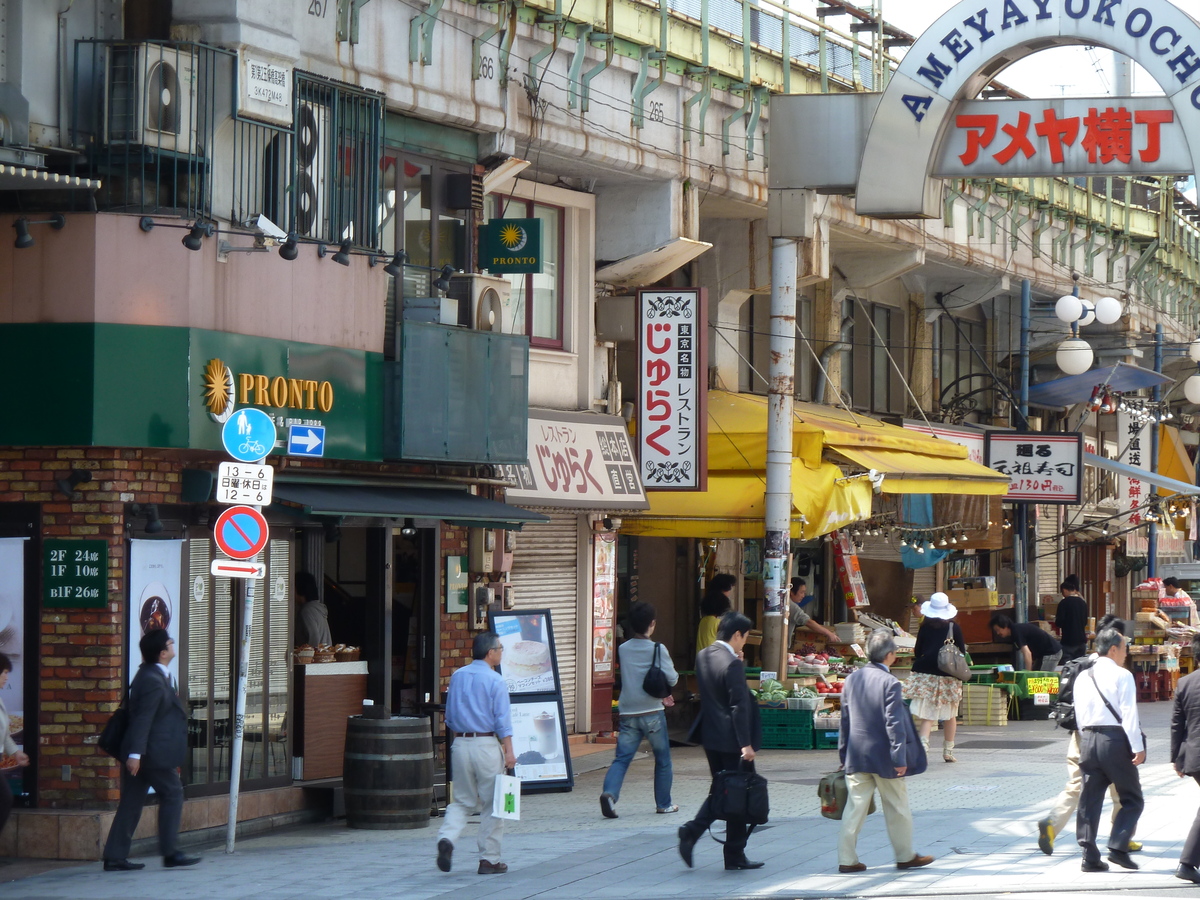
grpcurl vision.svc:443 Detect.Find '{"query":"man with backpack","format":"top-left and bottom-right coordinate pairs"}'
top-left (1035, 615), bottom-right (1140, 856)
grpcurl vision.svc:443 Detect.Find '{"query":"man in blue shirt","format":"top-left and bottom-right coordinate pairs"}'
top-left (437, 632), bottom-right (516, 875)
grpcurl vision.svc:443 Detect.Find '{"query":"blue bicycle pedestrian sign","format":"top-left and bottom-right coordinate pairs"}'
top-left (221, 408), bottom-right (278, 463)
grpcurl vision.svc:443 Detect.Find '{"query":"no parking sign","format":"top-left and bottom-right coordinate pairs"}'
top-left (213, 506), bottom-right (269, 560)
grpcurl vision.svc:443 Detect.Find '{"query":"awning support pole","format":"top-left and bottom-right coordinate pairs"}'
top-left (1014, 279), bottom-right (1031, 625)
top-left (763, 237), bottom-right (798, 678)
top-left (1150, 323), bottom-right (1163, 577)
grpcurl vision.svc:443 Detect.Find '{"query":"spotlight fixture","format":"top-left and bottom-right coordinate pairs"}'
top-left (56, 468), bottom-right (93, 499)
top-left (916, 543), bottom-right (925, 554)
top-left (331, 240), bottom-right (352, 266)
top-left (181, 221), bottom-right (215, 251)
top-left (899, 536), bottom-right (908, 547)
top-left (143, 503), bottom-right (164, 535)
top-left (401, 517), bottom-right (418, 537)
top-left (382, 250), bottom-right (408, 278)
top-left (279, 233), bottom-right (299, 261)
top-left (12, 213), bottom-right (66, 249)
top-left (1102, 523), bottom-right (1110, 536)
top-left (960, 531), bottom-right (968, 542)
top-left (938, 536), bottom-right (948, 547)
top-left (433, 264), bottom-right (455, 292)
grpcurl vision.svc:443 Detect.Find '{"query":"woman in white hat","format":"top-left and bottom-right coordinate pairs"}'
top-left (903, 592), bottom-right (967, 762)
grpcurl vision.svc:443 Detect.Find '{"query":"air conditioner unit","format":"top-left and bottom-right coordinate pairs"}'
top-left (104, 43), bottom-right (198, 154)
top-left (289, 98), bottom-right (333, 239)
top-left (448, 274), bottom-right (514, 333)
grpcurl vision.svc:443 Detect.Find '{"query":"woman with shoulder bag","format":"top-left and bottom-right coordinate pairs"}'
top-left (600, 602), bottom-right (679, 819)
top-left (0, 652), bottom-right (30, 838)
top-left (902, 593), bottom-right (967, 763)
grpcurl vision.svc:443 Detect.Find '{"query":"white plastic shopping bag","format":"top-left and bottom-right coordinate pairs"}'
top-left (492, 773), bottom-right (521, 820)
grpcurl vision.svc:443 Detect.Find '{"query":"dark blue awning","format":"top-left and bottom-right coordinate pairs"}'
top-left (1027, 362), bottom-right (1172, 409)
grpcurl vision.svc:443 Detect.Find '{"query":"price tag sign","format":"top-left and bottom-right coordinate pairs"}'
top-left (759, 671), bottom-right (777, 683)
top-left (44, 539), bottom-right (108, 608)
top-left (1026, 676), bottom-right (1059, 695)
top-left (1033, 692), bottom-right (1051, 706)
top-left (850, 643), bottom-right (865, 659)
top-left (217, 462), bottom-right (274, 505)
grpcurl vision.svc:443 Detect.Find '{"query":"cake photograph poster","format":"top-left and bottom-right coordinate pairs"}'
top-left (492, 610), bottom-right (558, 694)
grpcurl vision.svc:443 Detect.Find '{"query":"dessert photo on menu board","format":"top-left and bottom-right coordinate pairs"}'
top-left (510, 697), bottom-right (571, 784)
top-left (491, 610), bottom-right (559, 695)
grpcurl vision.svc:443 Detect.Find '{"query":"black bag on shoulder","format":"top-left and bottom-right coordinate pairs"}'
top-left (98, 691), bottom-right (130, 759)
top-left (1055, 655), bottom-right (1095, 731)
top-left (642, 643), bottom-right (673, 699)
top-left (711, 761), bottom-right (770, 826)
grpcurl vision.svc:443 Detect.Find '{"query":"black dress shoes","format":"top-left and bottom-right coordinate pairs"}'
top-left (163, 852), bottom-right (201, 868)
top-left (1107, 850), bottom-right (1138, 870)
top-left (1177, 863), bottom-right (1200, 884)
top-left (678, 826), bottom-right (697, 868)
top-left (1081, 858), bottom-right (1109, 872)
top-left (725, 858), bottom-right (765, 870)
top-left (103, 859), bottom-right (145, 871)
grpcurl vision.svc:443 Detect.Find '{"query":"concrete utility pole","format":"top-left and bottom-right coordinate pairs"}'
top-left (761, 237), bottom-right (798, 678)
top-left (1014, 279), bottom-right (1031, 623)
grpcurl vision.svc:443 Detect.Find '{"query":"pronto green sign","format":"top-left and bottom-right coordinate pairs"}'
top-left (479, 218), bottom-right (542, 274)
top-left (44, 539), bottom-right (108, 608)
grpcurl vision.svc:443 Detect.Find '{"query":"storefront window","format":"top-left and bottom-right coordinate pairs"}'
top-left (939, 315), bottom-right (990, 421)
top-left (488, 197), bottom-right (564, 348)
top-left (184, 533), bottom-right (291, 791)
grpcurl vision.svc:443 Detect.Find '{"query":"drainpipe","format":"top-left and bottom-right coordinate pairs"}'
top-left (1150, 323), bottom-right (1163, 577)
top-left (762, 237), bottom-right (798, 680)
top-left (813, 316), bottom-right (854, 404)
top-left (1014, 279), bottom-right (1031, 624)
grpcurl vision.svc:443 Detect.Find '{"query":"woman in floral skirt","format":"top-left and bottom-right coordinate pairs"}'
top-left (903, 592), bottom-right (966, 762)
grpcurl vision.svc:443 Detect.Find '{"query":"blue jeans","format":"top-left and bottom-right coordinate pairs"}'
top-left (601, 710), bottom-right (673, 809)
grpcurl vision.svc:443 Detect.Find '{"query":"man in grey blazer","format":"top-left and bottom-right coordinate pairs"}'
top-left (1171, 633), bottom-right (1200, 883)
top-left (837, 629), bottom-right (933, 873)
top-left (103, 630), bottom-right (200, 871)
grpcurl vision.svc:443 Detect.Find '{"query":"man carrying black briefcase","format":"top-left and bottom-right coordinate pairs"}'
top-left (677, 611), bottom-right (764, 871)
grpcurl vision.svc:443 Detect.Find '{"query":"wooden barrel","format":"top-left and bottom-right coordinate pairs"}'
top-left (343, 715), bottom-right (433, 830)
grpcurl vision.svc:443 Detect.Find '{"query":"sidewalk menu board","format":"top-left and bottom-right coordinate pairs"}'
top-left (489, 608), bottom-right (574, 792)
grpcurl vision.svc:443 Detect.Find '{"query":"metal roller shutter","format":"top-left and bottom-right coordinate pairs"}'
top-left (509, 512), bottom-right (580, 730)
top-left (1037, 505), bottom-right (1061, 605)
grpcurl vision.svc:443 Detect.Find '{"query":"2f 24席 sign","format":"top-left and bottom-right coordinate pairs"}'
top-left (637, 289), bottom-right (707, 492)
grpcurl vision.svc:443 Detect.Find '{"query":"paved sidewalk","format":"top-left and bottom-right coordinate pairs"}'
top-left (4, 702), bottom-right (1196, 900)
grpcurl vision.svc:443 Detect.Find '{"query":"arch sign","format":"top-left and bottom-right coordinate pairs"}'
top-left (769, 0), bottom-right (1200, 219)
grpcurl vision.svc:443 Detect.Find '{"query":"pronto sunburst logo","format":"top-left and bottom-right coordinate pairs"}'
top-left (203, 358), bottom-right (236, 423)
top-left (498, 222), bottom-right (528, 252)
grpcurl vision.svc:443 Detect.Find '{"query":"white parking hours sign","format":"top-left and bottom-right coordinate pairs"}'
top-left (216, 462), bottom-right (274, 505)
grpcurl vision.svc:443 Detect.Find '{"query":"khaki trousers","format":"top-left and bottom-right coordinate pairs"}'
top-left (838, 772), bottom-right (914, 866)
top-left (437, 737), bottom-right (505, 862)
top-left (1046, 731), bottom-right (1123, 836)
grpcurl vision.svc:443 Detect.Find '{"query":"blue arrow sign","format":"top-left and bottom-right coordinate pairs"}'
top-left (287, 424), bottom-right (326, 457)
top-left (221, 408), bottom-right (278, 463)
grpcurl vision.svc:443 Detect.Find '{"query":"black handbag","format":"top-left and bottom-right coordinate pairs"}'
top-left (98, 692), bottom-right (130, 759)
top-left (642, 643), bottom-right (672, 699)
top-left (710, 760), bottom-right (769, 826)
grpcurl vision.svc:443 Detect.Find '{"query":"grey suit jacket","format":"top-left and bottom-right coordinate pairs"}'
top-left (838, 662), bottom-right (926, 778)
top-left (121, 662), bottom-right (187, 770)
top-left (1172, 669), bottom-right (1200, 776)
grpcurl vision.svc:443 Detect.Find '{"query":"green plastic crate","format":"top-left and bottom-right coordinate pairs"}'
top-left (969, 665), bottom-right (997, 684)
top-left (813, 729), bottom-right (840, 750)
top-left (759, 708), bottom-right (814, 749)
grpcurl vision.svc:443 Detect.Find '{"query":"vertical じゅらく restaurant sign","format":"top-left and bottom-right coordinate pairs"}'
top-left (637, 289), bottom-right (707, 491)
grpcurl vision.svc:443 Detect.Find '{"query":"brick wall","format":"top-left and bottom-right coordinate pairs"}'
top-left (439, 524), bottom-right (472, 691)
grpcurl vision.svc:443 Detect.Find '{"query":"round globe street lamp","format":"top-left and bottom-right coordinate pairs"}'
top-left (1056, 338), bottom-right (1094, 375)
top-left (1054, 294), bottom-right (1083, 324)
top-left (1185, 374), bottom-right (1200, 405)
top-left (1094, 296), bottom-right (1123, 324)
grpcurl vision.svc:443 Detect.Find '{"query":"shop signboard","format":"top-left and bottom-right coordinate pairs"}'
top-left (508, 696), bottom-right (573, 789)
top-left (479, 218), bottom-right (543, 274)
top-left (445, 555), bottom-right (468, 614)
top-left (491, 610), bottom-right (561, 696)
top-left (0, 538), bottom-right (28, 782)
top-left (1117, 411), bottom-right (1152, 554)
top-left (500, 410), bottom-right (648, 510)
top-left (637, 288), bottom-right (708, 492)
top-left (985, 432), bottom-right (1083, 504)
top-left (128, 539), bottom-right (184, 687)
top-left (43, 539), bottom-right (107, 609)
top-left (592, 534), bottom-right (617, 679)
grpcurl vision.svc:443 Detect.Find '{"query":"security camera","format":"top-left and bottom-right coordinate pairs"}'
top-left (254, 214), bottom-right (288, 240)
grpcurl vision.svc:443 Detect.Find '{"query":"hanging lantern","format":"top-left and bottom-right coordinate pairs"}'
top-left (1056, 338), bottom-right (1094, 375)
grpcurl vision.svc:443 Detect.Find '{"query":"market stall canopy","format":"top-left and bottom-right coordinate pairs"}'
top-left (620, 465), bottom-right (873, 540)
top-left (1026, 362), bottom-right (1172, 409)
top-left (1158, 426), bottom-right (1196, 498)
top-left (272, 482), bottom-right (549, 529)
top-left (1085, 452), bottom-right (1200, 497)
top-left (831, 446), bottom-right (1012, 495)
top-left (708, 391), bottom-right (825, 469)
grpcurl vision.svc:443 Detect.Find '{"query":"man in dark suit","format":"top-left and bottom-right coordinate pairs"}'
top-left (678, 611), bottom-right (762, 871)
top-left (103, 630), bottom-right (200, 871)
top-left (1172, 633), bottom-right (1200, 883)
top-left (837, 629), bottom-right (933, 873)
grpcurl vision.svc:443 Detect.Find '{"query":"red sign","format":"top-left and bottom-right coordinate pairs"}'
top-left (833, 533), bottom-right (869, 609)
top-left (213, 505), bottom-right (269, 560)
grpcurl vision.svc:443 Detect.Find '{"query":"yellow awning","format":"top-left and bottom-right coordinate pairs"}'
top-left (792, 400), bottom-right (970, 460)
top-left (1159, 425), bottom-right (1195, 497)
top-left (708, 391), bottom-right (825, 470)
top-left (833, 445), bottom-right (1012, 495)
top-left (621, 465), bottom-right (873, 540)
